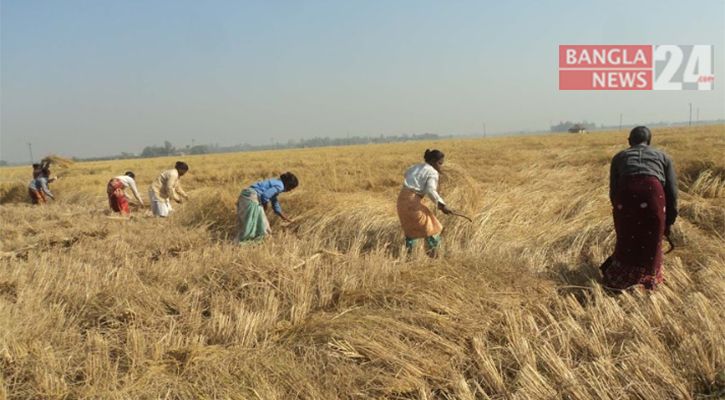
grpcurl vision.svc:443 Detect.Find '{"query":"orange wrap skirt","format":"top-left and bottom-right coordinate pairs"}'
top-left (396, 188), bottom-right (443, 239)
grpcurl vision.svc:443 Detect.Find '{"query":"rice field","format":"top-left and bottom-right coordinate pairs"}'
top-left (1, 124), bottom-right (723, 399)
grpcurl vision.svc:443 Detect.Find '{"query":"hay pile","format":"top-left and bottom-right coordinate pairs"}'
top-left (41, 154), bottom-right (75, 169)
top-left (177, 188), bottom-right (238, 239)
top-left (0, 182), bottom-right (28, 205)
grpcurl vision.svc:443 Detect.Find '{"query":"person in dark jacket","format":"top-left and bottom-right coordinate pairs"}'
top-left (603, 126), bottom-right (678, 290)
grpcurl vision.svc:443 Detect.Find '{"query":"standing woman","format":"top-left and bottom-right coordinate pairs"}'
top-left (397, 149), bottom-right (452, 257)
top-left (604, 126), bottom-right (678, 290)
top-left (235, 172), bottom-right (298, 243)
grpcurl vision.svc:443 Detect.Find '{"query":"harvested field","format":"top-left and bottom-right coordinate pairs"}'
top-left (1, 124), bottom-right (724, 399)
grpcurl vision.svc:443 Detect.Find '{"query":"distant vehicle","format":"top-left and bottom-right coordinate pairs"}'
top-left (568, 124), bottom-right (588, 133)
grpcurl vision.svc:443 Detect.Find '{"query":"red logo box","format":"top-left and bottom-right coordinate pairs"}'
top-left (559, 45), bottom-right (653, 90)
top-left (559, 70), bottom-right (653, 90)
top-left (559, 45), bottom-right (652, 69)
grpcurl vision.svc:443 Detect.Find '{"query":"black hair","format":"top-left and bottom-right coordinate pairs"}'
top-left (175, 161), bottom-right (189, 171)
top-left (41, 167), bottom-right (51, 177)
top-left (424, 149), bottom-right (445, 163)
top-left (629, 126), bottom-right (652, 145)
top-left (32, 163), bottom-right (41, 169)
top-left (280, 172), bottom-right (299, 190)
top-left (125, 171), bottom-right (136, 179)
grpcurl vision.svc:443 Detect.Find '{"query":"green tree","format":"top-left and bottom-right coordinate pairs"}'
top-left (164, 140), bottom-right (175, 156)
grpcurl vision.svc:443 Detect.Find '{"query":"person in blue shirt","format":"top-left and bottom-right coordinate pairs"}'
top-left (235, 172), bottom-right (299, 243)
top-left (28, 167), bottom-right (55, 204)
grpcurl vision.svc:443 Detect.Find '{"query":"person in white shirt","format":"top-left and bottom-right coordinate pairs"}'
top-left (107, 171), bottom-right (144, 215)
top-left (397, 149), bottom-right (453, 257)
top-left (149, 161), bottom-right (189, 217)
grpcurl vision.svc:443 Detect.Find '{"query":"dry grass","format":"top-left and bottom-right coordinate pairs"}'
top-left (41, 155), bottom-right (76, 170)
top-left (1, 125), bottom-right (724, 399)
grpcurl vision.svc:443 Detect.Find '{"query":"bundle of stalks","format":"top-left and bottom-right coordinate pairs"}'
top-left (41, 154), bottom-right (75, 169)
top-left (686, 169), bottom-right (725, 198)
top-left (0, 182), bottom-right (28, 204)
top-left (177, 188), bottom-right (237, 237)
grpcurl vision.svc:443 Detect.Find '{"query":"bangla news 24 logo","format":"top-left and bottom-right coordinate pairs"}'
top-left (559, 45), bottom-right (714, 90)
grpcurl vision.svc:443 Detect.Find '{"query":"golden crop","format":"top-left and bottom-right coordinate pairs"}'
top-left (1, 124), bottom-right (723, 399)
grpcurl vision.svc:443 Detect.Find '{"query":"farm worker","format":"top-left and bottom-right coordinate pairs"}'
top-left (32, 160), bottom-right (57, 182)
top-left (28, 167), bottom-right (55, 204)
top-left (149, 161), bottom-right (189, 217)
top-left (235, 172), bottom-right (298, 243)
top-left (397, 149), bottom-right (453, 258)
top-left (107, 171), bottom-right (144, 215)
top-left (603, 126), bottom-right (678, 290)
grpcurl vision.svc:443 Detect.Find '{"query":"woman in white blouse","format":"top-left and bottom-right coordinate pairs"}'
top-left (397, 149), bottom-right (452, 257)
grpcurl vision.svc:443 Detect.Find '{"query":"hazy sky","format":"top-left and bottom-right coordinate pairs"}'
top-left (1, 0), bottom-right (723, 163)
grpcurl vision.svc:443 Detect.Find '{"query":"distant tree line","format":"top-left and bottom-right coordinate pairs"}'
top-left (598, 120), bottom-right (720, 130)
top-left (71, 133), bottom-right (447, 162)
top-left (548, 119), bottom-right (723, 134)
top-left (47, 118), bottom-right (721, 165)
top-left (141, 141), bottom-right (210, 157)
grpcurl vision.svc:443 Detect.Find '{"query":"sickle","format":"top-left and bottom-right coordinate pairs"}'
top-left (450, 212), bottom-right (473, 223)
top-left (665, 234), bottom-right (675, 254)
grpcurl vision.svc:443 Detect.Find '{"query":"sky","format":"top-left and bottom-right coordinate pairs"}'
top-left (1, 0), bottom-right (724, 163)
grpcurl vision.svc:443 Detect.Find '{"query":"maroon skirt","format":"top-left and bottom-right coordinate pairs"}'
top-left (107, 178), bottom-right (130, 215)
top-left (603, 175), bottom-right (666, 290)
